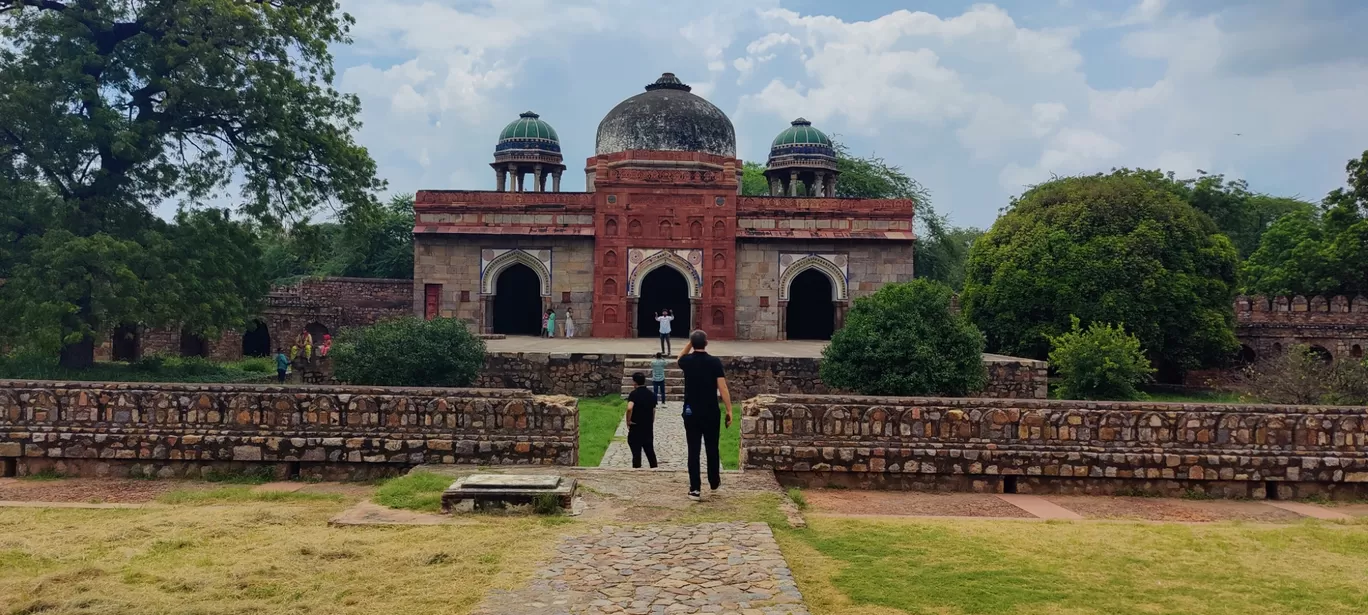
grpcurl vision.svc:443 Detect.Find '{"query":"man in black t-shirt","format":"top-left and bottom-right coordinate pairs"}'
top-left (625, 371), bottom-right (658, 468)
top-left (676, 330), bottom-right (733, 501)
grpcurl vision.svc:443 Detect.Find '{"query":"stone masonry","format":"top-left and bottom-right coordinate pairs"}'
top-left (742, 394), bottom-right (1368, 499)
top-left (0, 380), bottom-right (577, 480)
top-left (1234, 294), bottom-right (1368, 363)
top-left (722, 355), bottom-right (1048, 401)
top-left (477, 352), bottom-right (624, 397)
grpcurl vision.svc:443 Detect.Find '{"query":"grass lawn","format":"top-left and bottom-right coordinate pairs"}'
top-left (374, 471), bottom-right (453, 512)
top-left (577, 394), bottom-right (626, 467)
top-left (778, 516), bottom-right (1368, 615)
top-left (0, 353), bottom-right (274, 383)
top-left (0, 491), bottom-right (569, 614)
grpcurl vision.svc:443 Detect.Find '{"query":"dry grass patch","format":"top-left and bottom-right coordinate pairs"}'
top-left (0, 498), bottom-right (571, 614)
top-left (778, 516), bottom-right (1368, 615)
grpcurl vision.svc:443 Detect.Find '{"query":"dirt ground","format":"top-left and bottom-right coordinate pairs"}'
top-left (802, 489), bottom-right (1033, 518)
top-left (1044, 495), bottom-right (1305, 522)
top-left (0, 477), bottom-right (211, 503)
top-left (1325, 503), bottom-right (1368, 517)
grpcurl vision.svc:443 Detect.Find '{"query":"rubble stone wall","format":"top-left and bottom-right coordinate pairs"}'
top-left (742, 394), bottom-right (1368, 499)
top-left (0, 380), bottom-right (577, 480)
top-left (476, 352), bottom-right (624, 398)
top-left (720, 356), bottom-right (1048, 401)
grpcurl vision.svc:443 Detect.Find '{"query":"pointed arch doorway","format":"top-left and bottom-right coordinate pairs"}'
top-left (492, 263), bottom-right (545, 335)
top-left (637, 266), bottom-right (691, 338)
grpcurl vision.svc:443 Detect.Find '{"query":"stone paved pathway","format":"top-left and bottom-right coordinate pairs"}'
top-left (601, 401), bottom-right (710, 470)
top-left (472, 522), bottom-right (810, 615)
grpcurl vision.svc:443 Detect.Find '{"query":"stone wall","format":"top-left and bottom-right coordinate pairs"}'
top-left (0, 380), bottom-right (577, 480)
top-left (733, 241), bottom-right (914, 340)
top-left (720, 355), bottom-right (1048, 401)
top-left (413, 236), bottom-right (595, 336)
top-left (1234, 295), bottom-right (1368, 363)
top-left (742, 394), bottom-right (1368, 499)
top-left (475, 352), bottom-right (623, 398)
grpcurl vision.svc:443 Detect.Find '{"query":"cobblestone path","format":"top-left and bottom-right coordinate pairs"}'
top-left (601, 401), bottom-right (711, 470)
top-left (472, 522), bottom-right (810, 615)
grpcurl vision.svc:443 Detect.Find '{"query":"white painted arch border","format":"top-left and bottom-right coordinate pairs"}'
top-left (481, 248), bottom-right (552, 297)
top-left (778, 254), bottom-right (848, 301)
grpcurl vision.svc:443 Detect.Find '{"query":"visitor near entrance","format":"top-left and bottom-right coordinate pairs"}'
top-left (657, 309), bottom-right (674, 354)
top-left (677, 330), bottom-right (732, 501)
top-left (565, 307), bottom-right (576, 338)
top-left (541, 310), bottom-right (549, 338)
top-left (651, 352), bottom-right (668, 402)
top-left (625, 372), bottom-right (659, 469)
top-left (275, 348), bottom-right (289, 383)
top-left (546, 308), bottom-right (556, 338)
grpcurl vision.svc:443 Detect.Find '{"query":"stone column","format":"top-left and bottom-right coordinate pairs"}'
top-left (788, 171), bottom-right (799, 196)
top-left (828, 175), bottom-right (838, 197)
top-left (552, 171), bottom-right (562, 193)
top-left (813, 173), bottom-right (825, 198)
top-left (533, 164), bottom-right (543, 193)
top-left (769, 176), bottom-right (780, 196)
top-left (515, 170), bottom-right (524, 193)
top-left (777, 300), bottom-right (788, 341)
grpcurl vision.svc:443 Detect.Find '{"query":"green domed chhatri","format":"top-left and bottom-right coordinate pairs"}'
top-left (498, 111), bottom-right (559, 145)
top-left (771, 118), bottom-right (832, 148)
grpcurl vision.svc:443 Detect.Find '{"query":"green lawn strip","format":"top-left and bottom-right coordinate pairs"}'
top-left (577, 394), bottom-right (626, 467)
top-left (0, 354), bottom-right (273, 383)
top-left (787, 517), bottom-right (1368, 615)
top-left (373, 471), bottom-right (451, 513)
top-left (718, 413), bottom-right (740, 470)
top-left (157, 486), bottom-right (344, 505)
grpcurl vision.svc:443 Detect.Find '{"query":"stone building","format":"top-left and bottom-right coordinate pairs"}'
top-left (1233, 295), bottom-right (1368, 363)
top-left (414, 73), bottom-right (916, 340)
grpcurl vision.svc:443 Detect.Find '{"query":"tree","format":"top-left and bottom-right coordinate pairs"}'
top-left (1047, 316), bottom-right (1154, 400)
top-left (741, 161), bottom-right (768, 196)
top-left (820, 280), bottom-right (986, 396)
top-left (334, 193), bottom-right (414, 279)
top-left (331, 317), bottom-right (486, 387)
top-left (961, 170), bottom-right (1240, 378)
top-left (0, 0), bottom-right (383, 366)
top-left (1243, 151), bottom-right (1368, 296)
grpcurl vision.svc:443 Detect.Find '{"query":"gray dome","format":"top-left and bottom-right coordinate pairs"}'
top-left (595, 73), bottom-right (736, 158)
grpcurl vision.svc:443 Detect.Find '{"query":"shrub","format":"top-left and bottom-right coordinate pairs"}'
top-left (820, 280), bottom-right (986, 396)
top-left (1237, 344), bottom-right (1368, 405)
top-left (1047, 316), bottom-right (1155, 400)
top-left (231, 357), bottom-right (274, 373)
top-left (330, 317), bottom-right (486, 387)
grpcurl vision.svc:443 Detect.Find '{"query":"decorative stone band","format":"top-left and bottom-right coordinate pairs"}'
top-left (742, 394), bottom-right (1368, 499)
top-left (0, 380), bottom-right (578, 479)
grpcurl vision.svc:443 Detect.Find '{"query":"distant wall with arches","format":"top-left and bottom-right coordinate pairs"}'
top-left (1232, 295), bottom-right (1368, 365)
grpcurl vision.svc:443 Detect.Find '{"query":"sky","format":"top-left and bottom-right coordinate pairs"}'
top-left (330, 0), bottom-right (1368, 229)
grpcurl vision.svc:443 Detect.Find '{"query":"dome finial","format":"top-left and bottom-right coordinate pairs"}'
top-left (791, 117), bottom-right (812, 126)
top-left (519, 110), bottom-right (540, 119)
top-left (645, 72), bottom-right (692, 92)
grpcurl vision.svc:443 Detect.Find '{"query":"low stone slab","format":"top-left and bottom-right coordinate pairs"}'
top-left (441, 474), bottom-right (576, 513)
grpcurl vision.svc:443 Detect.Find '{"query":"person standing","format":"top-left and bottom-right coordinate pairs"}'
top-left (564, 307), bottom-right (576, 338)
top-left (625, 371), bottom-right (659, 469)
top-left (541, 310), bottom-right (549, 338)
top-left (275, 348), bottom-right (290, 383)
top-left (677, 330), bottom-right (732, 501)
top-left (651, 352), bottom-right (668, 403)
top-left (546, 308), bottom-right (557, 338)
top-left (656, 309), bottom-right (674, 354)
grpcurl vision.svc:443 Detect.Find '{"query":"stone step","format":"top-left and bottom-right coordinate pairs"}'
top-left (624, 358), bottom-right (682, 367)
top-left (620, 376), bottom-right (683, 384)
top-left (621, 386), bottom-right (685, 396)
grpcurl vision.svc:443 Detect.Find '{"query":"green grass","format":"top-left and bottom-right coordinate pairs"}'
top-left (577, 395), bottom-right (626, 467)
top-left (719, 412), bottom-right (740, 470)
top-left (374, 471), bottom-right (452, 513)
top-left (780, 517), bottom-right (1368, 615)
top-left (201, 466), bottom-right (277, 485)
top-left (0, 352), bottom-right (271, 383)
top-left (155, 486), bottom-right (345, 505)
top-left (19, 469), bottom-right (66, 481)
top-left (786, 487), bottom-right (809, 510)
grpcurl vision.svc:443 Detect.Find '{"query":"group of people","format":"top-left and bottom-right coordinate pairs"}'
top-left (541, 307), bottom-right (576, 338)
top-left (624, 329), bottom-right (733, 502)
top-left (273, 331), bottom-right (331, 383)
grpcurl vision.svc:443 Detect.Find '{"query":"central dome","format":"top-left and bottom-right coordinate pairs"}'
top-left (595, 73), bottom-right (736, 158)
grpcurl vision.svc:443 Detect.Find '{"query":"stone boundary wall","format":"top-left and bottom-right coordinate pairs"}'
top-left (742, 394), bottom-right (1368, 499)
top-left (1234, 294), bottom-right (1368, 365)
top-left (476, 353), bottom-right (623, 398)
top-left (721, 356), bottom-right (1048, 401)
top-left (0, 380), bottom-right (576, 480)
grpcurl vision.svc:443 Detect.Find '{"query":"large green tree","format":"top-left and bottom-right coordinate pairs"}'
top-left (0, 0), bottom-right (382, 366)
top-left (961, 170), bottom-right (1240, 378)
top-left (1243, 151), bottom-right (1368, 296)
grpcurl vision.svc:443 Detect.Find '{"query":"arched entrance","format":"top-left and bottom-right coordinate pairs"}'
top-left (305, 323), bottom-right (330, 346)
top-left (179, 331), bottom-right (208, 358)
top-left (786, 269), bottom-right (836, 340)
top-left (637, 266), bottom-right (691, 338)
top-left (242, 320), bottom-right (271, 357)
top-left (112, 324), bottom-right (140, 362)
top-left (492, 263), bottom-right (544, 335)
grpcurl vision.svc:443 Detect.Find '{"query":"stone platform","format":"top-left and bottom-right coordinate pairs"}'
top-left (442, 474), bottom-right (577, 512)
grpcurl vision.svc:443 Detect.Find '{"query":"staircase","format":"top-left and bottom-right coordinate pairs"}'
top-left (620, 357), bottom-right (683, 398)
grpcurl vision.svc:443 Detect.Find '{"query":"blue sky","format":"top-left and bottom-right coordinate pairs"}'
top-left (331, 0), bottom-right (1368, 228)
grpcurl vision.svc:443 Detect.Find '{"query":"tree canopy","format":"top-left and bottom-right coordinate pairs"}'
top-left (0, 0), bottom-right (382, 366)
top-left (961, 169), bottom-right (1241, 377)
top-left (1242, 151), bottom-right (1368, 297)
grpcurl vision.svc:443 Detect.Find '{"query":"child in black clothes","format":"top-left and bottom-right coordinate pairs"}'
top-left (625, 371), bottom-right (658, 468)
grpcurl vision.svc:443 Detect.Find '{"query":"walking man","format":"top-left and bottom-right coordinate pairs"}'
top-left (656, 309), bottom-right (674, 354)
top-left (677, 330), bottom-right (732, 501)
top-left (650, 352), bottom-right (668, 403)
top-left (625, 372), bottom-right (659, 468)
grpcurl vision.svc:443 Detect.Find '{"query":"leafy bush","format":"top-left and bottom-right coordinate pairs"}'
top-left (229, 357), bottom-right (275, 373)
top-left (1237, 345), bottom-right (1368, 405)
top-left (820, 280), bottom-right (986, 396)
top-left (1047, 316), bottom-right (1155, 400)
top-left (330, 317), bottom-right (486, 387)
top-left (0, 352), bottom-right (262, 383)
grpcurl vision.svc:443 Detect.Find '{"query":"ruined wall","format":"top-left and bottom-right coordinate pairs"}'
top-left (720, 356), bottom-right (1047, 401)
top-left (742, 394), bottom-right (1368, 499)
top-left (413, 236), bottom-right (595, 336)
top-left (734, 241), bottom-right (915, 340)
top-left (1234, 295), bottom-right (1368, 363)
top-left (0, 380), bottom-right (577, 480)
top-left (475, 352), bottom-right (623, 398)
